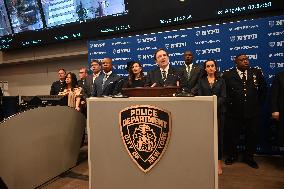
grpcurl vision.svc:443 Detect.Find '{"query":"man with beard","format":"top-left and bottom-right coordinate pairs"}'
top-left (223, 54), bottom-right (267, 169)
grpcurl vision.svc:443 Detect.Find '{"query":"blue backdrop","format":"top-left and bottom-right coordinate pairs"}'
top-left (88, 15), bottom-right (284, 154)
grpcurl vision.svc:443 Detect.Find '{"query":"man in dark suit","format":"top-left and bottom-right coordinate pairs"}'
top-left (92, 58), bottom-right (122, 97)
top-left (50, 68), bottom-right (66, 95)
top-left (271, 71), bottom-right (284, 146)
top-left (78, 67), bottom-right (91, 97)
top-left (78, 67), bottom-right (88, 87)
top-left (84, 59), bottom-right (102, 97)
top-left (223, 54), bottom-right (267, 169)
top-left (145, 48), bottom-right (183, 87)
top-left (178, 51), bottom-right (202, 94)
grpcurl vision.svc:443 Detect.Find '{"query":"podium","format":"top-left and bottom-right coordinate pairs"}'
top-left (121, 86), bottom-right (180, 97)
top-left (87, 96), bottom-right (218, 189)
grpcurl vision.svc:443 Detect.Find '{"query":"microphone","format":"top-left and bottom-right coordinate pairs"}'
top-left (112, 78), bottom-right (128, 98)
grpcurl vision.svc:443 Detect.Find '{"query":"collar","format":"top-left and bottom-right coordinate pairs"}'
top-left (236, 67), bottom-right (247, 74)
top-left (184, 63), bottom-right (193, 72)
top-left (93, 71), bottom-right (101, 78)
top-left (236, 67), bottom-right (247, 78)
top-left (160, 64), bottom-right (169, 73)
top-left (103, 71), bottom-right (112, 76)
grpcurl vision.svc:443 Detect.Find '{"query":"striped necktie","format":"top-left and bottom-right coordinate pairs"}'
top-left (162, 70), bottom-right (167, 81)
top-left (102, 73), bottom-right (108, 88)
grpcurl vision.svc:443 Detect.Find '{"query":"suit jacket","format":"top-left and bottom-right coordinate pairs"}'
top-left (197, 76), bottom-right (226, 114)
top-left (222, 67), bottom-right (267, 119)
top-left (177, 64), bottom-right (202, 94)
top-left (50, 80), bottom-right (65, 95)
top-left (77, 79), bottom-right (88, 100)
top-left (145, 66), bottom-right (183, 87)
top-left (271, 71), bottom-right (284, 116)
top-left (78, 75), bottom-right (93, 98)
top-left (93, 72), bottom-right (123, 97)
top-left (0, 87), bottom-right (3, 96)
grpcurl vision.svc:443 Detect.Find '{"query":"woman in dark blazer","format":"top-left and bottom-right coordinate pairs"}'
top-left (197, 59), bottom-right (226, 175)
top-left (123, 61), bottom-right (146, 88)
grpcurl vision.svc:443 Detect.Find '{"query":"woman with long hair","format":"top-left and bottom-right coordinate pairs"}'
top-left (197, 59), bottom-right (226, 175)
top-left (124, 61), bottom-right (146, 88)
top-left (58, 72), bottom-right (82, 111)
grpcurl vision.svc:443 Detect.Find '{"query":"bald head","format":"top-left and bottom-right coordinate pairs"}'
top-left (102, 58), bottom-right (113, 73)
top-left (184, 51), bottom-right (194, 65)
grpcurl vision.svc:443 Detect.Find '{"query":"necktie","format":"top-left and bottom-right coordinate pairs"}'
top-left (187, 65), bottom-right (191, 79)
top-left (241, 72), bottom-right (246, 82)
top-left (102, 73), bottom-right (108, 88)
top-left (162, 70), bottom-right (167, 81)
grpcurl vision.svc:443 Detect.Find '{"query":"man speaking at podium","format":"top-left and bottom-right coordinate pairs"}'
top-left (145, 48), bottom-right (183, 87)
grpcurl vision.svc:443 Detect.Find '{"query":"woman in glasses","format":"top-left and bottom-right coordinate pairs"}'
top-left (198, 59), bottom-right (226, 175)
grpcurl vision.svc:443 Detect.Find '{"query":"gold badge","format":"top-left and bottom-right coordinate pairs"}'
top-left (119, 105), bottom-right (171, 173)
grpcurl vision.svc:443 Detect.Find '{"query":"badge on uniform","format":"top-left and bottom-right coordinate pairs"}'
top-left (119, 105), bottom-right (171, 173)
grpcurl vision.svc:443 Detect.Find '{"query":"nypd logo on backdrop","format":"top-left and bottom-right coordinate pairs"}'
top-left (89, 15), bottom-right (284, 154)
top-left (89, 15), bottom-right (284, 83)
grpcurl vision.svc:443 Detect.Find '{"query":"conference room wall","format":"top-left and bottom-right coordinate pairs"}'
top-left (0, 56), bottom-right (87, 96)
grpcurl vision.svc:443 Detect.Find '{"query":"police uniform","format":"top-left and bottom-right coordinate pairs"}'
top-left (50, 80), bottom-right (65, 95)
top-left (222, 66), bottom-right (267, 160)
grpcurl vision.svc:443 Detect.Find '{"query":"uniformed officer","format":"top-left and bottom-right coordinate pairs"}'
top-left (222, 54), bottom-right (267, 169)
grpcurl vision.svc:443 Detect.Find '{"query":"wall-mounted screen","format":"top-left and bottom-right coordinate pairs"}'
top-left (0, 0), bottom-right (283, 50)
top-left (5, 0), bottom-right (44, 33)
top-left (41, 0), bottom-right (126, 27)
top-left (0, 0), bottom-right (12, 36)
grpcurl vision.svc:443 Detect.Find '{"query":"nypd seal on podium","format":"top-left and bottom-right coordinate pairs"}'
top-left (119, 105), bottom-right (171, 173)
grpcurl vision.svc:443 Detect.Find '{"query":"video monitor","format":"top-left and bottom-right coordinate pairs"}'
top-left (5, 0), bottom-right (44, 33)
top-left (0, 0), bottom-right (12, 36)
top-left (41, 0), bottom-right (127, 28)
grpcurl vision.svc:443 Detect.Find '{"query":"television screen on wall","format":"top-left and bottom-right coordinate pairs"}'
top-left (0, 0), bottom-right (283, 50)
top-left (0, 0), bottom-right (12, 36)
top-left (41, 0), bottom-right (126, 27)
top-left (5, 0), bottom-right (44, 34)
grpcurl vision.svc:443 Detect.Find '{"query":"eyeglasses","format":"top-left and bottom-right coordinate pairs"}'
top-left (79, 72), bottom-right (85, 74)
